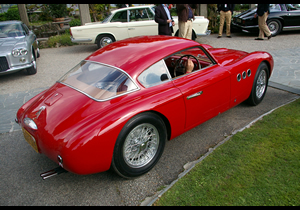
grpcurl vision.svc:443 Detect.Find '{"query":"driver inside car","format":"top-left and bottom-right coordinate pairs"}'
top-left (185, 58), bottom-right (194, 74)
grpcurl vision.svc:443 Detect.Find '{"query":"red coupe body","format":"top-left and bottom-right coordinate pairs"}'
top-left (16, 36), bottom-right (273, 177)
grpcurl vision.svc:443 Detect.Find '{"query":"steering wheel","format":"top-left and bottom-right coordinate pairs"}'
top-left (174, 55), bottom-right (201, 77)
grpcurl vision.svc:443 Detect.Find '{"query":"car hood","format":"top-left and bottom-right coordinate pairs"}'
top-left (235, 7), bottom-right (256, 19)
top-left (208, 48), bottom-right (248, 66)
top-left (0, 36), bottom-right (26, 54)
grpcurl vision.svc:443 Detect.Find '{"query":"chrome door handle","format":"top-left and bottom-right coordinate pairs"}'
top-left (128, 28), bottom-right (135, 30)
top-left (187, 91), bottom-right (203, 100)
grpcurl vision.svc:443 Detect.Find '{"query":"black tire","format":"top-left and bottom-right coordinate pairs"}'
top-left (111, 112), bottom-right (167, 178)
top-left (96, 34), bottom-right (115, 49)
top-left (246, 62), bottom-right (269, 106)
top-left (191, 30), bottom-right (196, 41)
top-left (267, 19), bottom-right (282, 36)
top-left (174, 29), bottom-right (196, 40)
top-left (26, 49), bottom-right (37, 75)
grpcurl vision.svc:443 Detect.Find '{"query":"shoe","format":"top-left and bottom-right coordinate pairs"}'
top-left (268, 35), bottom-right (272, 40)
top-left (255, 38), bottom-right (264, 40)
top-left (227, 36), bottom-right (232, 38)
top-left (217, 36), bottom-right (222, 38)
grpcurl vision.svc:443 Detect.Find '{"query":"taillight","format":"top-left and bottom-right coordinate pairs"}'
top-left (70, 28), bottom-right (72, 36)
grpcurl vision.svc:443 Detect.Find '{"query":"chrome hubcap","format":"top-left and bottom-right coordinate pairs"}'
top-left (123, 123), bottom-right (159, 168)
top-left (268, 22), bottom-right (279, 35)
top-left (100, 37), bottom-right (112, 47)
top-left (256, 70), bottom-right (267, 99)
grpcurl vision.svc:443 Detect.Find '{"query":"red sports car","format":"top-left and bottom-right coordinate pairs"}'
top-left (16, 35), bottom-right (273, 179)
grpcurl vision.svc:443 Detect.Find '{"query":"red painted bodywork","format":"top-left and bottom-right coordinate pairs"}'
top-left (16, 35), bottom-right (273, 175)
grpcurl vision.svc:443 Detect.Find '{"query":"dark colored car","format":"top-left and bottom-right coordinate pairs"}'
top-left (232, 4), bottom-right (300, 36)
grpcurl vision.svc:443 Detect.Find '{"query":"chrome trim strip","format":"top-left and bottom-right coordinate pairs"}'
top-left (282, 26), bottom-right (300, 31)
top-left (70, 37), bottom-right (92, 43)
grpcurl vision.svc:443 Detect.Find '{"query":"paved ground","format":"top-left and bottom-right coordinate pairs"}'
top-left (0, 31), bottom-right (299, 205)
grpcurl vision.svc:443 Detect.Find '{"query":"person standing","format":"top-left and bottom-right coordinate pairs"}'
top-left (217, 4), bottom-right (235, 38)
top-left (254, 4), bottom-right (272, 40)
top-left (176, 4), bottom-right (197, 40)
top-left (155, 4), bottom-right (175, 36)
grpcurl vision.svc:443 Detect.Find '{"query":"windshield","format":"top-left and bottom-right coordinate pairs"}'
top-left (0, 23), bottom-right (26, 38)
top-left (102, 13), bottom-right (112, 23)
top-left (59, 61), bottom-right (138, 101)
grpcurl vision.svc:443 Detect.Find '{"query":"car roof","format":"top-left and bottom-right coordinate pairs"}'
top-left (111, 5), bottom-right (155, 13)
top-left (85, 35), bottom-right (200, 78)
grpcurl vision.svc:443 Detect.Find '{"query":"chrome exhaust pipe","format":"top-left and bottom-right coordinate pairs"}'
top-left (40, 166), bottom-right (67, 180)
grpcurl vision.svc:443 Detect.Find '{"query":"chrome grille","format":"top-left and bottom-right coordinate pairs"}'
top-left (0, 57), bottom-right (9, 72)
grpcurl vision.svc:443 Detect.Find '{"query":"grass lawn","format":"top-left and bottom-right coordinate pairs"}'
top-left (154, 98), bottom-right (300, 206)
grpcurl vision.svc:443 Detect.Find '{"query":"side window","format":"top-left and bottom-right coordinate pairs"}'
top-left (145, 8), bottom-right (154, 20)
top-left (164, 47), bottom-right (215, 78)
top-left (270, 4), bottom-right (281, 12)
top-left (130, 8), bottom-right (150, 21)
top-left (111, 10), bottom-right (128, 22)
top-left (138, 60), bottom-right (171, 88)
top-left (21, 23), bottom-right (29, 35)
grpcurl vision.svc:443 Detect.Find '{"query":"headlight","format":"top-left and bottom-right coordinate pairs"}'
top-left (12, 48), bottom-right (28, 57)
top-left (24, 118), bottom-right (38, 130)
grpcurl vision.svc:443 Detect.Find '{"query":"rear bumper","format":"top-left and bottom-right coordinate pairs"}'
top-left (71, 37), bottom-right (93, 43)
top-left (196, 29), bottom-right (211, 36)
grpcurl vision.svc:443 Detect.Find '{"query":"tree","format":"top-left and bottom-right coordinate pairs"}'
top-left (89, 4), bottom-right (111, 22)
top-left (78, 4), bottom-right (91, 25)
top-left (18, 4), bottom-right (29, 26)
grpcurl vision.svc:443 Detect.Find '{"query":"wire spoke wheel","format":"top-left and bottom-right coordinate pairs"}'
top-left (246, 62), bottom-right (269, 106)
top-left (111, 113), bottom-right (166, 178)
top-left (123, 123), bottom-right (159, 168)
top-left (256, 69), bottom-right (267, 99)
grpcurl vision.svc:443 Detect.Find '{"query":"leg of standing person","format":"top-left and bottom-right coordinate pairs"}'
top-left (257, 15), bottom-right (265, 39)
top-left (218, 11), bottom-right (225, 38)
top-left (262, 12), bottom-right (271, 39)
top-left (179, 21), bottom-right (187, 38)
top-left (225, 11), bottom-right (232, 37)
top-left (186, 20), bottom-right (193, 39)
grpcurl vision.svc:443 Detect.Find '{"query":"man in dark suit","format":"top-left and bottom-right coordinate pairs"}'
top-left (155, 4), bottom-right (175, 36)
top-left (254, 4), bottom-right (272, 40)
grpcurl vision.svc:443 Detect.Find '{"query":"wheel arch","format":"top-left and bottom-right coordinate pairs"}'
top-left (150, 110), bottom-right (171, 141)
top-left (261, 60), bottom-right (271, 78)
top-left (135, 110), bottom-right (172, 141)
top-left (174, 29), bottom-right (197, 41)
top-left (95, 32), bottom-right (116, 44)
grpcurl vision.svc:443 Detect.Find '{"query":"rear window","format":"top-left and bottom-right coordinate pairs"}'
top-left (59, 61), bottom-right (138, 101)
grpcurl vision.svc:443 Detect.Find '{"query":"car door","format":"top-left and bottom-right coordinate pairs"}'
top-left (282, 4), bottom-right (300, 27)
top-left (110, 9), bottom-right (130, 39)
top-left (127, 7), bottom-right (158, 37)
top-left (171, 48), bottom-right (231, 130)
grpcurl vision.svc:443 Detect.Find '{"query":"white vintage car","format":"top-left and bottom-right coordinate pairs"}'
top-left (70, 5), bottom-right (211, 48)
